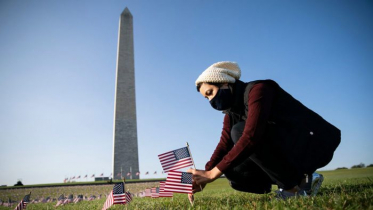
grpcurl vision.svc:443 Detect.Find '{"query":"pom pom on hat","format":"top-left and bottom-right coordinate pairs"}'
top-left (195, 61), bottom-right (241, 86)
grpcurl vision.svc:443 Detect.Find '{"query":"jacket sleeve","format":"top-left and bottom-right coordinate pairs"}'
top-left (205, 114), bottom-right (234, 171)
top-left (215, 83), bottom-right (275, 172)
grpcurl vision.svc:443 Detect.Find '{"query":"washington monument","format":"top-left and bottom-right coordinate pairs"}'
top-left (112, 7), bottom-right (139, 179)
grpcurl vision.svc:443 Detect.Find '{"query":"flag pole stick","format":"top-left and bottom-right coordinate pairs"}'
top-left (186, 142), bottom-right (198, 206)
top-left (127, 188), bottom-right (130, 206)
top-left (186, 142), bottom-right (203, 192)
top-left (123, 177), bottom-right (126, 192)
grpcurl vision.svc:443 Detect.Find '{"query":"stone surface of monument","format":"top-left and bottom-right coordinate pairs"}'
top-left (112, 7), bottom-right (139, 180)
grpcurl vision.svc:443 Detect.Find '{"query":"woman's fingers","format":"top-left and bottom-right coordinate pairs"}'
top-left (194, 176), bottom-right (201, 185)
top-left (187, 168), bottom-right (202, 183)
top-left (187, 168), bottom-right (203, 175)
top-left (187, 168), bottom-right (196, 174)
top-left (187, 168), bottom-right (212, 185)
top-left (192, 182), bottom-right (206, 194)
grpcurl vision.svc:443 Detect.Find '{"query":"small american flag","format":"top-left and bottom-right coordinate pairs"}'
top-left (91, 174), bottom-right (95, 178)
top-left (55, 194), bottom-right (65, 207)
top-left (63, 194), bottom-right (73, 204)
top-left (102, 192), bottom-right (113, 210)
top-left (137, 191), bottom-right (145, 198)
top-left (159, 181), bottom-right (173, 197)
top-left (102, 183), bottom-right (127, 210)
top-left (151, 187), bottom-right (159, 198)
top-left (73, 195), bottom-right (83, 203)
top-left (84, 175), bottom-right (87, 178)
top-left (125, 192), bottom-right (132, 203)
top-left (164, 171), bottom-right (193, 194)
top-left (100, 173), bottom-right (104, 177)
top-left (158, 147), bottom-right (194, 172)
top-left (136, 172), bottom-right (140, 176)
top-left (144, 189), bottom-right (151, 197)
top-left (14, 193), bottom-right (30, 210)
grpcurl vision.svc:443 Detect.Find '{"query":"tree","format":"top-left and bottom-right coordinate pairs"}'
top-left (351, 163), bottom-right (365, 169)
top-left (14, 181), bottom-right (23, 186)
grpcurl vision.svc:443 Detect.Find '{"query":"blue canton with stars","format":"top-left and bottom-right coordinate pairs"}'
top-left (23, 194), bottom-right (31, 203)
top-left (181, 172), bottom-right (192, 184)
top-left (173, 147), bottom-right (190, 160)
top-left (113, 182), bottom-right (125, 194)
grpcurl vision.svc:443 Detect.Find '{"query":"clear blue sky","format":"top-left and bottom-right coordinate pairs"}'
top-left (0, 0), bottom-right (372, 186)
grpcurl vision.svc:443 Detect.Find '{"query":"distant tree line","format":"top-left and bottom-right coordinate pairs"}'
top-left (335, 163), bottom-right (373, 170)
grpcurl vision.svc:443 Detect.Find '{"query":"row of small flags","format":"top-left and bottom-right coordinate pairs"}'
top-left (67, 144), bottom-right (195, 182)
top-left (101, 145), bottom-right (196, 209)
top-left (3, 184), bottom-right (130, 210)
top-left (5, 193), bottom-right (31, 210)
top-left (64, 171), bottom-right (164, 181)
top-left (55, 194), bottom-right (85, 206)
top-left (2, 193), bottom-right (108, 209)
top-left (99, 145), bottom-right (195, 209)
top-left (67, 174), bottom-right (105, 180)
top-left (4, 145), bottom-right (195, 210)
top-left (0, 195), bottom-right (103, 207)
top-left (137, 181), bottom-right (173, 198)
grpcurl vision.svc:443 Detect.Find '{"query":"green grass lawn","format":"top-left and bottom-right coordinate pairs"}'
top-left (1, 168), bottom-right (372, 209)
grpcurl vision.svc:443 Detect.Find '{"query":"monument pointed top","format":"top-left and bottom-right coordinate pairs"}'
top-left (121, 7), bottom-right (132, 17)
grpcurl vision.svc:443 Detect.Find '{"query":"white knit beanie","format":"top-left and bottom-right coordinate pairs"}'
top-left (195, 61), bottom-right (241, 86)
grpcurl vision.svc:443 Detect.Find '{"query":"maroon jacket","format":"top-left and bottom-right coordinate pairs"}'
top-left (205, 82), bottom-right (275, 172)
top-left (205, 79), bottom-right (340, 174)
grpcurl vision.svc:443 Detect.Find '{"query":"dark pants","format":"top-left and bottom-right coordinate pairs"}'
top-left (224, 121), bottom-right (306, 193)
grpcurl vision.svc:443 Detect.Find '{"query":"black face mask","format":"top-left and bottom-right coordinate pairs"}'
top-left (209, 88), bottom-right (234, 111)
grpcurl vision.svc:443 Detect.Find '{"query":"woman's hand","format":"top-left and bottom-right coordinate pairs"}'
top-left (191, 181), bottom-right (206, 194)
top-left (187, 167), bottom-right (223, 193)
